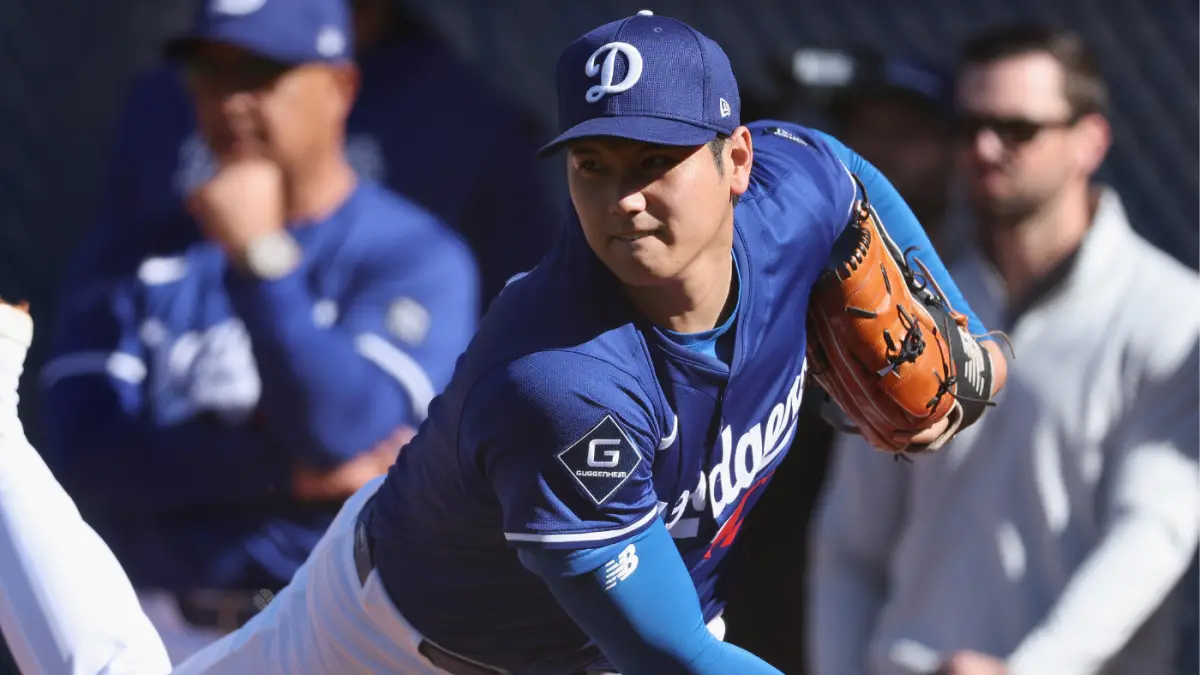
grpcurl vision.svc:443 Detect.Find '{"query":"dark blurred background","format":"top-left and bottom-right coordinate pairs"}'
top-left (0, 2), bottom-right (1194, 673)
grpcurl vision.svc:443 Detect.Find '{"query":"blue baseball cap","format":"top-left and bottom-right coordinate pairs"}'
top-left (537, 10), bottom-right (741, 157)
top-left (164, 0), bottom-right (354, 65)
top-left (809, 49), bottom-right (953, 120)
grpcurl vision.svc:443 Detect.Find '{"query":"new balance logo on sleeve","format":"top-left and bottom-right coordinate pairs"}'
top-left (957, 325), bottom-right (986, 394)
top-left (603, 544), bottom-right (639, 590)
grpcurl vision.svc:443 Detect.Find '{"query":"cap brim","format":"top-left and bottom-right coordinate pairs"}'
top-left (537, 115), bottom-right (719, 157)
top-left (161, 33), bottom-right (306, 66)
top-left (163, 36), bottom-right (205, 62)
top-left (828, 86), bottom-right (948, 120)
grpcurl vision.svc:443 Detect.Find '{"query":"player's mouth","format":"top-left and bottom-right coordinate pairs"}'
top-left (613, 230), bottom-right (660, 243)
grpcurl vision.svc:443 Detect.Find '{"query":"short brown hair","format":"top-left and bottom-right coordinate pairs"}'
top-left (960, 23), bottom-right (1109, 118)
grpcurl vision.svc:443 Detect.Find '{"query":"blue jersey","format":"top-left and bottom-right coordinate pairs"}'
top-left (41, 181), bottom-right (478, 591)
top-left (73, 35), bottom-right (559, 305)
top-left (367, 122), bottom-right (894, 672)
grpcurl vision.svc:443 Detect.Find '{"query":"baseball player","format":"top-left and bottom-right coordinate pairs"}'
top-left (75, 0), bottom-right (558, 309)
top-left (0, 11), bottom-right (1008, 675)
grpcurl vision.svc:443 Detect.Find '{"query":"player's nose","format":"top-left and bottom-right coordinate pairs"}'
top-left (609, 188), bottom-right (647, 218)
top-left (968, 127), bottom-right (1006, 163)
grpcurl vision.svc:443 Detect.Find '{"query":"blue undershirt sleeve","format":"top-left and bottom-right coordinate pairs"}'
top-left (518, 519), bottom-right (782, 675)
top-left (813, 128), bottom-right (989, 338)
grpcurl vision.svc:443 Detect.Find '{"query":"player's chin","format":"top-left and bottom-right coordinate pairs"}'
top-left (606, 256), bottom-right (678, 287)
top-left (602, 237), bottom-right (680, 285)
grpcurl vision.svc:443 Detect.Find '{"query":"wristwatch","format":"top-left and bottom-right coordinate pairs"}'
top-left (240, 230), bottom-right (302, 280)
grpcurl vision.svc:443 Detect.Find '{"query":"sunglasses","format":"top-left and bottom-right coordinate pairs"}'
top-left (953, 113), bottom-right (1080, 145)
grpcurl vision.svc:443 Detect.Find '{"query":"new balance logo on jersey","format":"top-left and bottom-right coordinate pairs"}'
top-left (558, 415), bottom-right (643, 505)
top-left (603, 544), bottom-right (639, 590)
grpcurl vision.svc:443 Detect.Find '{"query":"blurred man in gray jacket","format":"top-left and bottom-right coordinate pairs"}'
top-left (807, 24), bottom-right (1200, 675)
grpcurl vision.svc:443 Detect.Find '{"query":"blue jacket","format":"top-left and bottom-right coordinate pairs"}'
top-left (42, 181), bottom-right (478, 591)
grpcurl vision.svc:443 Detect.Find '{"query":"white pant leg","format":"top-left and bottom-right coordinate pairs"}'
top-left (173, 476), bottom-right (451, 675)
top-left (136, 593), bottom-right (225, 667)
top-left (0, 305), bottom-right (172, 675)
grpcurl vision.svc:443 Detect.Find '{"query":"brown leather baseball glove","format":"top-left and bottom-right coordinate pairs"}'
top-left (806, 176), bottom-right (998, 454)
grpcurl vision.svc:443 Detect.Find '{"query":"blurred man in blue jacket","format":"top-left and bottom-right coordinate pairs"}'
top-left (67, 0), bottom-right (557, 307)
top-left (40, 0), bottom-right (478, 663)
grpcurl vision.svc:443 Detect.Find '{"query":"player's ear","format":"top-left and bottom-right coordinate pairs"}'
top-left (329, 62), bottom-right (361, 119)
top-left (1071, 112), bottom-right (1110, 177)
top-left (727, 126), bottom-right (753, 197)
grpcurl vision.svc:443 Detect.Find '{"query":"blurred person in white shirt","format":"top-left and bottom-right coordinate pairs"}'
top-left (806, 23), bottom-right (1200, 675)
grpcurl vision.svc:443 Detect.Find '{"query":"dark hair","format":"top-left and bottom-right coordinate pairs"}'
top-left (707, 134), bottom-right (740, 205)
top-left (960, 24), bottom-right (1108, 118)
top-left (708, 134), bottom-right (729, 175)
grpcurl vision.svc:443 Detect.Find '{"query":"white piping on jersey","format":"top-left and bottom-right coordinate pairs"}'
top-left (658, 414), bottom-right (678, 450)
top-left (354, 333), bottom-right (435, 422)
top-left (504, 505), bottom-right (661, 544)
top-left (837, 157), bottom-right (856, 222)
top-left (40, 336), bottom-right (435, 425)
top-left (40, 351), bottom-right (147, 388)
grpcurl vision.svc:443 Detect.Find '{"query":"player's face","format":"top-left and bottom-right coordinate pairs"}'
top-left (839, 97), bottom-right (952, 224)
top-left (954, 53), bottom-right (1104, 224)
top-left (183, 42), bottom-right (358, 171)
top-left (565, 134), bottom-right (751, 287)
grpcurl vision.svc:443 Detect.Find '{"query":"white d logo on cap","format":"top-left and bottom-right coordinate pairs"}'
top-left (212, 0), bottom-right (266, 16)
top-left (584, 42), bottom-right (644, 103)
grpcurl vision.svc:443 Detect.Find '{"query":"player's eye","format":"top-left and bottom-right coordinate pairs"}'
top-left (574, 159), bottom-right (604, 175)
top-left (640, 154), bottom-right (682, 173)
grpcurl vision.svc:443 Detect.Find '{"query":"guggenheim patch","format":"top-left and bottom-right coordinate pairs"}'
top-left (557, 414), bottom-right (643, 505)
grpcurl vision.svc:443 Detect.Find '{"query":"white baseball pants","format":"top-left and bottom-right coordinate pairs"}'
top-left (0, 305), bottom-right (172, 675)
top-left (171, 475), bottom-right (453, 674)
